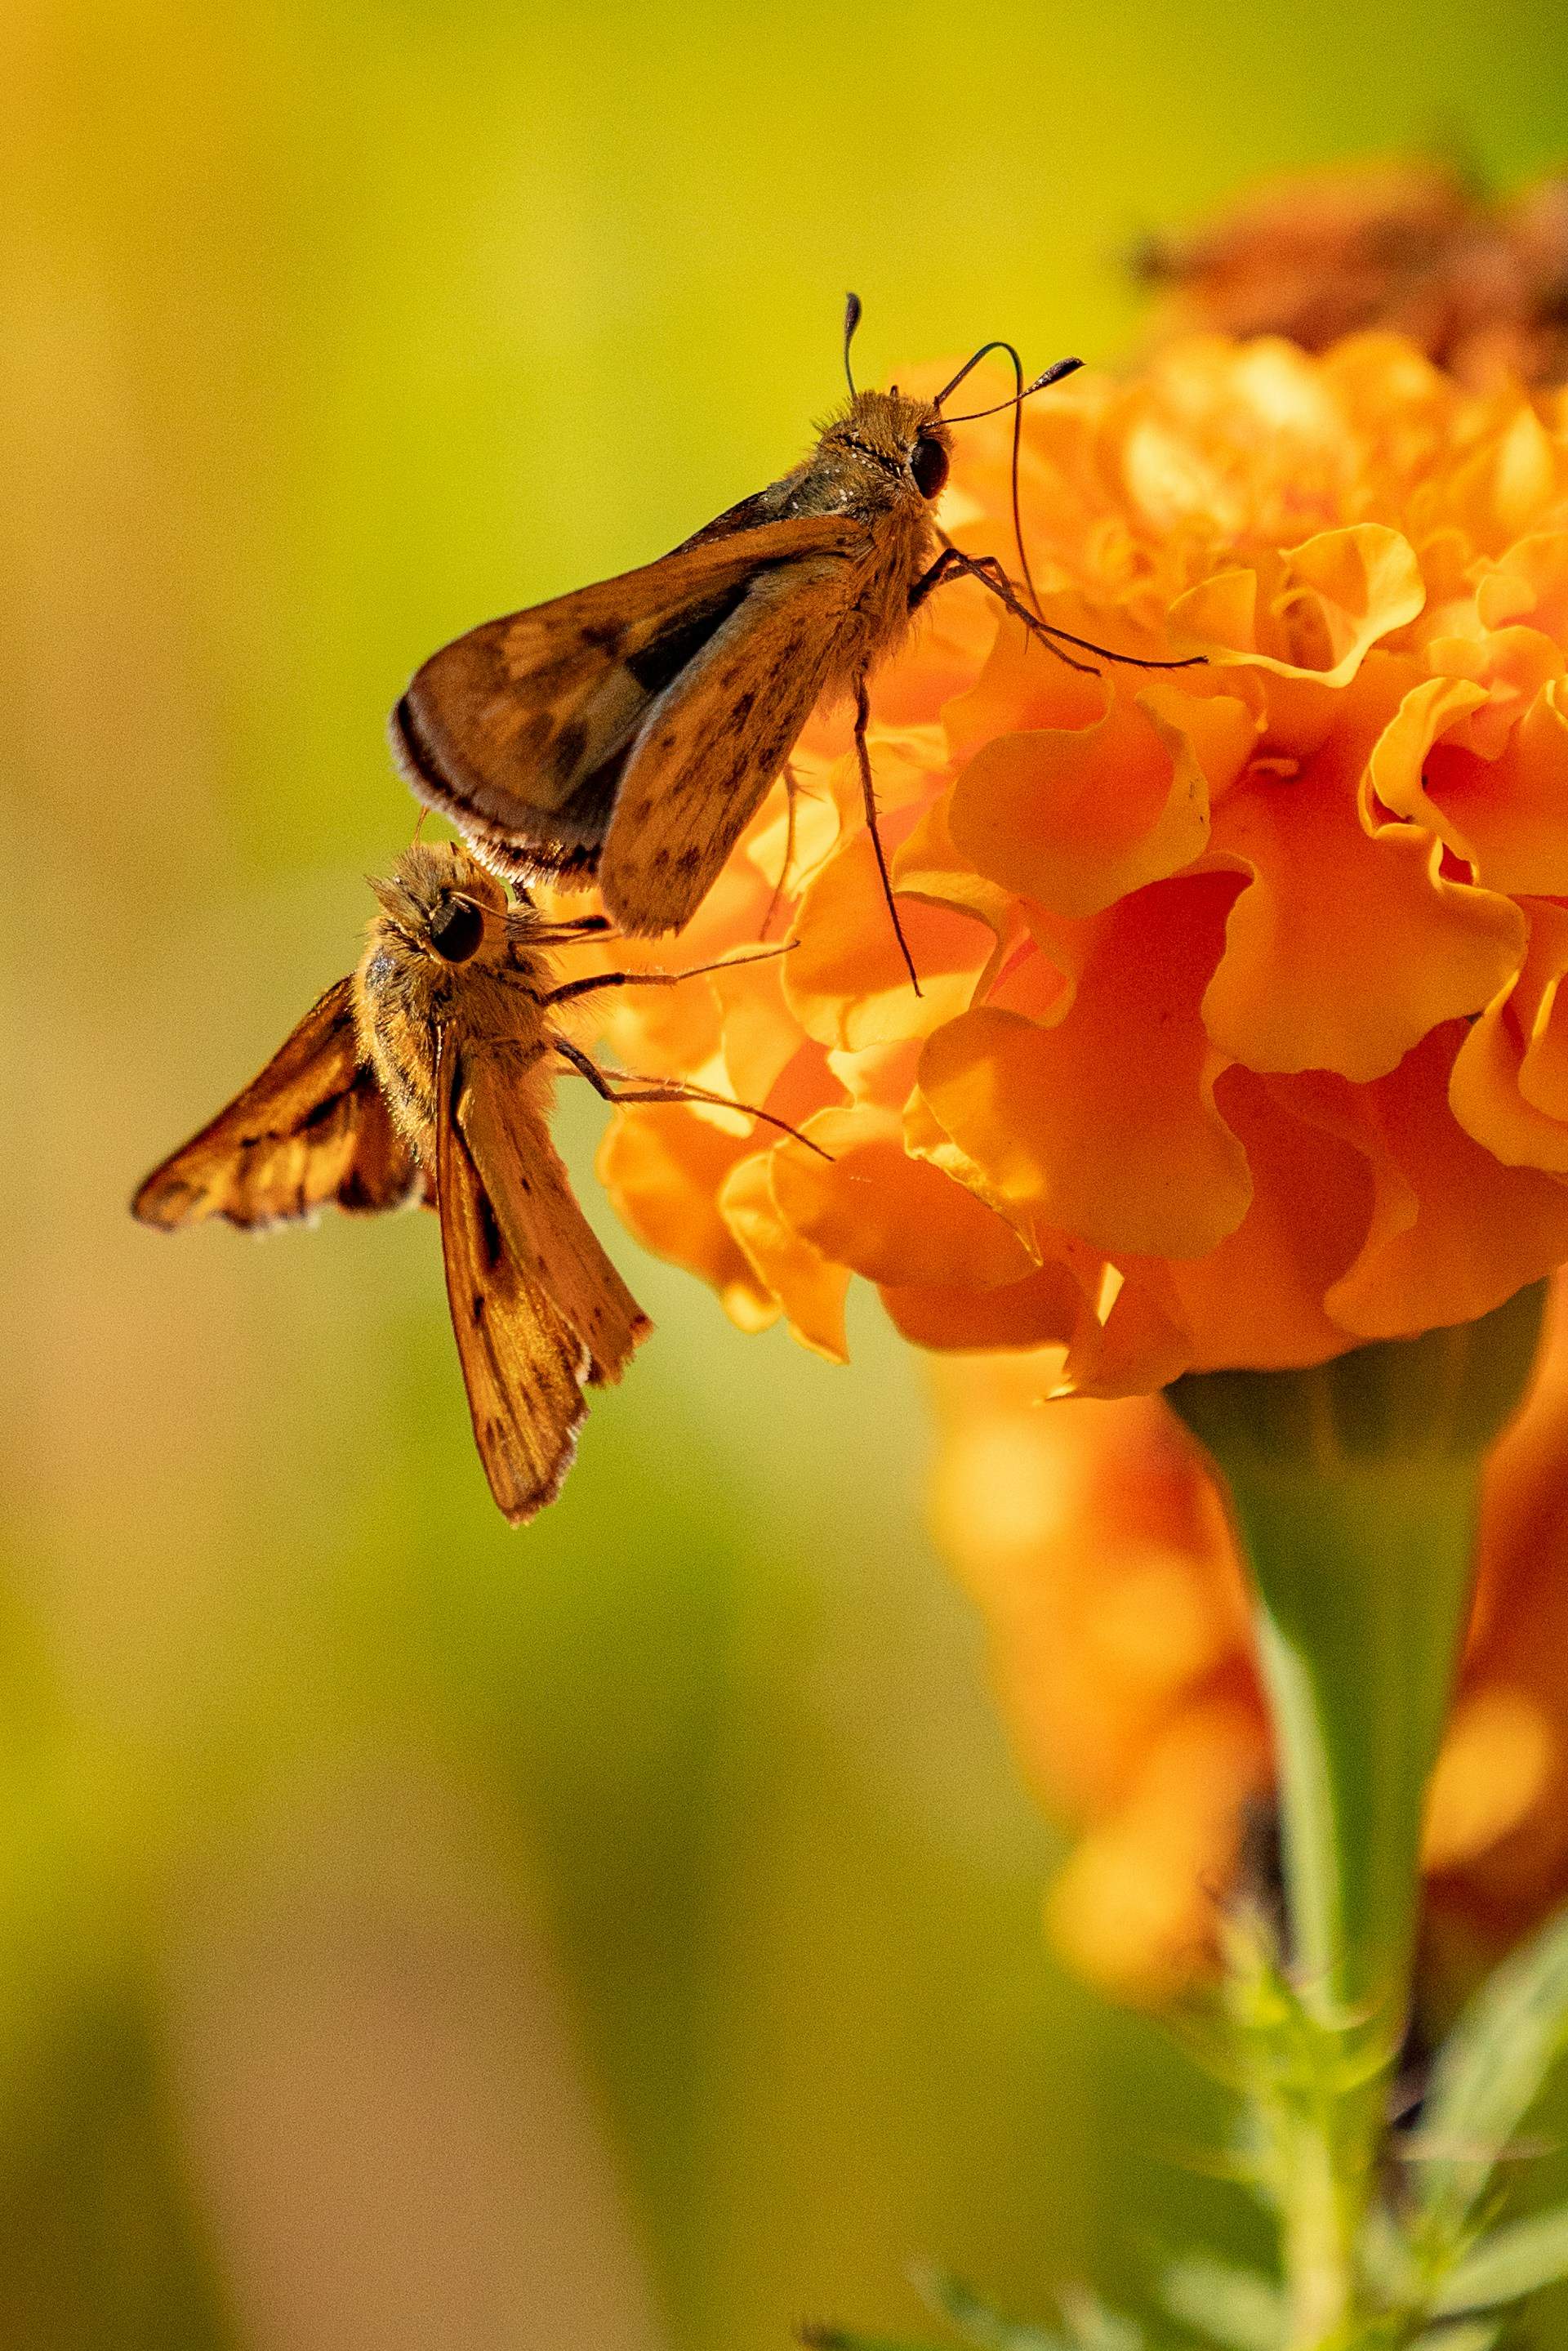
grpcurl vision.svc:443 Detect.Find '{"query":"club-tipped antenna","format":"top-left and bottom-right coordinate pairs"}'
top-left (842, 291), bottom-right (863, 396)
top-left (939, 352), bottom-right (1082, 424)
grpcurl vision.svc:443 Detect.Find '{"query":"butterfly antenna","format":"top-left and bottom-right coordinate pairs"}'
top-left (938, 353), bottom-right (1082, 423)
top-left (933, 341), bottom-right (1080, 617)
top-left (842, 291), bottom-right (863, 397)
top-left (1007, 388), bottom-right (1041, 617)
top-left (933, 337), bottom-right (1023, 412)
top-left (960, 346), bottom-right (1044, 618)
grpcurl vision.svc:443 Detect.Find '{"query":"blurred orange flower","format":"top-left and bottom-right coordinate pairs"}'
top-left (595, 337), bottom-right (1568, 1394)
top-left (928, 1296), bottom-right (1568, 2006)
top-left (1136, 159), bottom-right (1568, 390)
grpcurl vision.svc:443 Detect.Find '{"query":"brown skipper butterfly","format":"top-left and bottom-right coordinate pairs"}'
top-left (391, 300), bottom-right (1201, 992)
top-left (133, 841), bottom-right (813, 1523)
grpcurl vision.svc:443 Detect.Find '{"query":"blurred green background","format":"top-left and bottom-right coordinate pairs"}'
top-left (6, 2), bottom-right (1568, 2344)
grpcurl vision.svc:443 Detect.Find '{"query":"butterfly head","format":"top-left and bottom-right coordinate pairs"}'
top-left (820, 389), bottom-right (954, 506)
top-left (832, 297), bottom-right (1080, 512)
top-left (368, 841), bottom-right (510, 968)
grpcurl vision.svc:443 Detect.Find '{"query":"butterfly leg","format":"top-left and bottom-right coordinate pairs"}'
top-left (760, 762), bottom-right (800, 941)
top-left (909, 545), bottom-right (1096, 672)
top-left (543, 940), bottom-right (791, 1009)
top-left (528, 913), bottom-right (615, 942)
top-left (552, 1034), bottom-right (831, 1158)
top-left (910, 544), bottom-right (1205, 672)
top-left (853, 679), bottom-right (923, 998)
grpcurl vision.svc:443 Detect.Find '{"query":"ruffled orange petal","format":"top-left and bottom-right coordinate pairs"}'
top-left (783, 828), bottom-right (999, 1051)
top-left (1205, 680), bottom-right (1526, 1079)
top-left (1451, 899), bottom-right (1568, 1171)
top-left (590, 341), bottom-right (1568, 1396)
top-left (597, 1109), bottom-right (777, 1331)
top-left (742, 765), bottom-right (844, 909)
top-left (1058, 1265), bottom-right (1198, 1399)
top-left (1428, 627), bottom-right (1564, 756)
top-left (772, 1109), bottom-right (1036, 1291)
top-left (893, 788), bottom-right (1021, 967)
top-left (1477, 533), bottom-right (1568, 640)
top-left (880, 1257), bottom-right (1093, 1354)
top-left (1284, 1031), bottom-right (1568, 1337)
top-left (917, 877), bottom-right (1251, 1260)
top-left (946, 685), bottom-right (1223, 919)
top-left (1364, 671), bottom-right (1492, 843)
top-left (940, 607), bottom-right (1109, 767)
top-left (1433, 679), bottom-right (1568, 896)
top-left (1172, 524), bottom-right (1426, 685)
top-left (1152, 1068), bottom-right (1379, 1369)
top-left (1444, 403), bottom-right (1566, 557)
top-left (717, 1152), bottom-right (849, 1362)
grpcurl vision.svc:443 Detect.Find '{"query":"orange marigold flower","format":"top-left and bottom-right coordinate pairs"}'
top-left (594, 337), bottom-right (1568, 1395)
top-left (1136, 159), bottom-right (1568, 390)
top-left (927, 1294), bottom-right (1568, 2007)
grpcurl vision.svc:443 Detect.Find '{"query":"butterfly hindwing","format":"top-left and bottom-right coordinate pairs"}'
top-left (132, 976), bottom-right (419, 1232)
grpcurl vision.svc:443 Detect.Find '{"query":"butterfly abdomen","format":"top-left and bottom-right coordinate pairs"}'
top-left (355, 930), bottom-right (443, 1158)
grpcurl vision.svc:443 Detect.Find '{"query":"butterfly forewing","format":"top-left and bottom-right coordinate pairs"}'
top-left (432, 1034), bottom-right (648, 1523)
top-left (456, 1046), bottom-right (650, 1385)
top-left (391, 512), bottom-right (858, 881)
top-left (132, 976), bottom-right (419, 1232)
top-left (598, 559), bottom-right (844, 934)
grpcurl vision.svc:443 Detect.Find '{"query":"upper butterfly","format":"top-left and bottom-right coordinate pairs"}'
top-left (390, 300), bottom-right (1202, 988)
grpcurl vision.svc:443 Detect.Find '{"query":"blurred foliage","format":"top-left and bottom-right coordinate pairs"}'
top-left (6, 0), bottom-right (1568, 2344)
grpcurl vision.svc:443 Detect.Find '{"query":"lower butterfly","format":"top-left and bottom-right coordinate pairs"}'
top-left (132, 841), bottom-right (813, 1523)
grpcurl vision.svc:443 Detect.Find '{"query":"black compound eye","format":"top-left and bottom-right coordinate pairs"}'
top-left (910, 432), bottom-right (950, 500)
top-left (428, 894), bottom-right (485, 963)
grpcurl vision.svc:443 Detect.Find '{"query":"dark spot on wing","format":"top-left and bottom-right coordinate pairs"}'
top-left (625, 577), bottom-right (752, 696)
top-left (341, 1165), bottom-right (390, 1212)
top-left (301, 1091), bottom-right (350, 1131)
top-left (476, 1186), bottom-right (506, 1273)
top-left (541, 752), bottom-right (630, 855)
top-left (551, 718), bottom-right (589, 778)
top-left (514, 713), bottom-right (555, 765)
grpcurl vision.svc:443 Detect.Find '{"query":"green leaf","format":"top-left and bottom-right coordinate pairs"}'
top-left (1432, 2201), bottom-right (1568, 2316)
top-left (1411, 2324), bottom-right (1503, 2349)
top-left (1357, 2200), bottom-right (1421, 2305)
top-left (1407, 1897), bottom-right (1568, 2243)
top-left (1159, 2256), bottom-right (1284, 2350)
top-left (1056, 2288), bottom-right (1146, 2351)
top-left (912, 2269), bottom-right (1074, 2350)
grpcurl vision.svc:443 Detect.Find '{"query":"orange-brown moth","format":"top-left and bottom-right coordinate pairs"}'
top-left (390, 300), bottom-right (1200, 992)
top-left (133, 841), bottom-right (809, 1523)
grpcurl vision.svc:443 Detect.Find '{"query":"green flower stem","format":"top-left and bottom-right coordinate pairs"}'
top-left (1169, 1284), bottom-right (1546, 2019)
top-left (1223, 1448), bottom-right (1482, 2019)
top-left (1169, 1283), bottom-right (1548, 2344)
